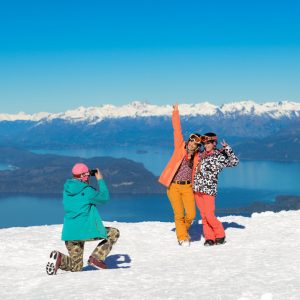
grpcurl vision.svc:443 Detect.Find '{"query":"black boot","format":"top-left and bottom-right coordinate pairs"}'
top-left (204, 239), bottom-right (215, 246)
top-left (215, 237), bottom-right (226, 245)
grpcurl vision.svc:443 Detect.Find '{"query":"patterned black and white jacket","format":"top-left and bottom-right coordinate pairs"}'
top-left (193, 145), bottom-right (239, 196)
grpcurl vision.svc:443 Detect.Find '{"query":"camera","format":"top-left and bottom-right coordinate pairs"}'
top-left (89, 169), bottom-right (97, 176)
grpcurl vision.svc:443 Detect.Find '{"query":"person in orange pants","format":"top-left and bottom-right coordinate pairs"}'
top-left (159, 104), bottom-right (201, 246)
top-left (167, 182), bottom-right (196, 242)
top-left (194, 193), bottom-right (225, 243)
top-left (193, 132), bottom-right (239, 246)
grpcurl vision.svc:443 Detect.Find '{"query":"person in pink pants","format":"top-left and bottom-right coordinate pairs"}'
top-left (193, 133), bottom-right (239, 246)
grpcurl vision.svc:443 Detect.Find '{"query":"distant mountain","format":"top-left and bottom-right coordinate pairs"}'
top-left (234, 125), bottom-right (300, 161)
top-left (1, 101), bottom-right (300, 122)
top-left (1, 101), bottom-right (300, 161)
top-left (0, 147), bottom-right (164, 195)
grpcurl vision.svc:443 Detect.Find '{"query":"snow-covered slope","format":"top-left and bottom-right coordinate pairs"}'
top-left (1, 100), bottom-right (300, 122)
top-left (0, 210), bottom-right (299, 300)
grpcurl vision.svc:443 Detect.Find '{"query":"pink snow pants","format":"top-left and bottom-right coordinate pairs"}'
top-left (194, 192), bottom-right (225, 241)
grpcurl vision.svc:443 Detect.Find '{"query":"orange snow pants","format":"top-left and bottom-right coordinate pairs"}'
top-left (167, 183), bottom-right (196, 241)
top-left (194, 192), bottom-right (225, 241)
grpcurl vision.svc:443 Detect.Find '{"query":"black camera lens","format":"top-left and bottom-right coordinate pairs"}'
top-left (89, 169), bottom-right (97, 176)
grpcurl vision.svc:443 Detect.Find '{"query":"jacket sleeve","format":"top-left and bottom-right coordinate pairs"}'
top-left (218, 145), bottom-right (239, 169)
top-left (88, 179), bottom-right (110, 205)
top-left (172, 110), bottom-right (185, 149)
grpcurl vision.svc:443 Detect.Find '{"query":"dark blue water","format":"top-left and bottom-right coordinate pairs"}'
top-left (1, 147), bottom-right (300, 228)
top-left (0, 188), bottom-right (279, 228)
top-left (0, 193), bottom-right (173, 228)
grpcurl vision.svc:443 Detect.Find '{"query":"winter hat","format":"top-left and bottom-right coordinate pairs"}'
top-left (202, 132), bottom-right (218, 145)
top-left (72, 163), bottom-right (90, 181)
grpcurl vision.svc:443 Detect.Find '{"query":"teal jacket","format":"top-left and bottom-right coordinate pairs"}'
top-left (61, 178), bottom-right (110, 241)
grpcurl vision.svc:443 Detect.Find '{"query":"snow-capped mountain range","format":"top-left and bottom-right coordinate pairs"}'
top-left (1, 100), bottom-right (300, 122)
top-left (1, 100), bottom-right (300, 162)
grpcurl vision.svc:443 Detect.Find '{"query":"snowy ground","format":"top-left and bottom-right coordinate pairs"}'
top-left (0, 210), bottom-right (299, 300)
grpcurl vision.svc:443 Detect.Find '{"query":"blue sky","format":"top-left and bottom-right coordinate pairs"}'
top-left (0, 0), bottom-right (299, 113)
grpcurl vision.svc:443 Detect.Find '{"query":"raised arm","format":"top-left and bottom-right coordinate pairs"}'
top-left (218, 140), bottom-right (239, 168)
top-left (172, 104), bottom-right (184, 149)
top-left (88, 168), bottom-right (110, 205)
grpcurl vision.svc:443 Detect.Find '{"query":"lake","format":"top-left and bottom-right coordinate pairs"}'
top-left (1, 146), bottom-right (300, 228)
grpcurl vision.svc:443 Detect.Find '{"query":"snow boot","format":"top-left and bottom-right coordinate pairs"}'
top-left (215, 237), bottom-right (226, 245)
top-left (46, 250), bottom-right (62, 275)
top-left (87, 256), bottom-right (107, 270)
top-left (204, 239), bottom-right (215, 246)
top-left (178, 240), bottom-right (190, 247)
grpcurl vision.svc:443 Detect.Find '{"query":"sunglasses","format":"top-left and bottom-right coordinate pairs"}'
top-left (73, 172), bottom-right (90, 179)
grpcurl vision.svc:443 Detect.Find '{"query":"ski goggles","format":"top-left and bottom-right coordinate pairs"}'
top-left (188, 134), bottom-right (202, 144)
top-left (201, 135), bottom-right (218, 144)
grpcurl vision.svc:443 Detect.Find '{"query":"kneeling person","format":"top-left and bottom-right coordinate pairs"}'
top-left (46, 163), bottom-right (120, 275)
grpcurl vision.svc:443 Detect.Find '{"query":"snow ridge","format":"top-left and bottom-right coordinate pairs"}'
top-left (1, 100), bottom-right (300, 122)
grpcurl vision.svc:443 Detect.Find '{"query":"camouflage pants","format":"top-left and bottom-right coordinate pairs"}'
top-left (60, 227), bottom-right (120, 272)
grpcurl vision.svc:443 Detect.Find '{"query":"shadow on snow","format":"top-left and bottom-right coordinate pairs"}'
top-left (82, 254), bottom-right (132, 271)
top-left (171, 220), bottom-right (246, 242)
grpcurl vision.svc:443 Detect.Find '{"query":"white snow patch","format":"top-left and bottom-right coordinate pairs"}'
top-left (0, 210), bottom-right (299, 299)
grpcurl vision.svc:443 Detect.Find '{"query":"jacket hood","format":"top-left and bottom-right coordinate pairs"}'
top-left (64, 179), bottom-right (88, 196)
